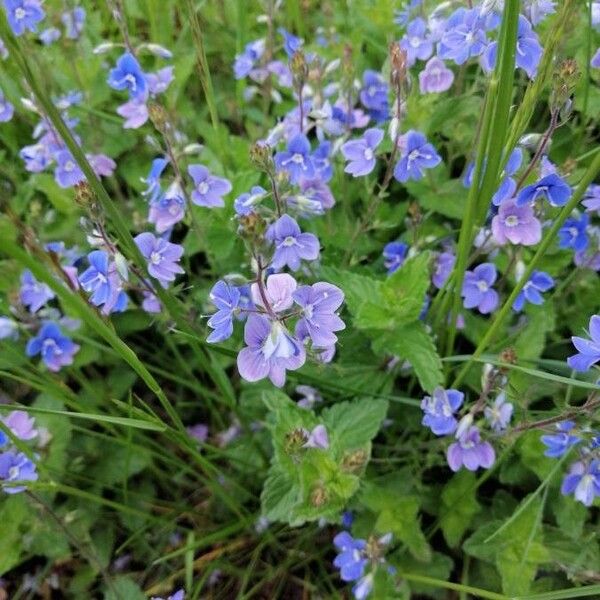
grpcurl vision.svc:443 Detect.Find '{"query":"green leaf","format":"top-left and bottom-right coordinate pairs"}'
top-left (104, 576), bottom-right (145, 600)
top-left (261, 469), bottom-right (300, 522)
top-left (439, 471), bottom-right (481, 547)
top-left (373, 323), bottom-right (443, 393)
top-left (33, 173), bottom-right (77, 214)
top-left (0, 495), bottom-right (28, 575)
top-left (320, 266), bottom-right (383, 314)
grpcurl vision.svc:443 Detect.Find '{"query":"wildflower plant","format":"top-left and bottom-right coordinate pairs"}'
top-left (0, 0), bottom-right (599, 598)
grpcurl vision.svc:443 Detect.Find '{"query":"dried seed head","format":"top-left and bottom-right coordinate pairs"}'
top-left (390, 42), bottom-right (408, 89)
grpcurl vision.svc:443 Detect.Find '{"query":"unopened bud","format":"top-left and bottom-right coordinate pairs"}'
top-left (284, 428), bottom-right (308, 460)
top-left (143, 43), bottom-right (173, 59)
top-left (498, 347), bottom-right (517, 370)
top-left (74, 182), bottom-right (95, 208)
top-left (389, 42), bottom-right (408, 89)
top-left (249, 142), bottom-right (273, 173)
top-left (93, 41), bottom-right (118, 55)
top-left (455, 414), bottom-right (473, 439)
top-left (148, 103), bottom-right (169, 132)
top-left (290, 51), bottom-right (308, 87)
top-left (341, 448), bottom-right (368, 473)
top-left (310, 484), bottom-right (328, 507)
top-left (114, 252), bottom-right (129, 281)
top-left (552, 59), bottom-right (580, 111)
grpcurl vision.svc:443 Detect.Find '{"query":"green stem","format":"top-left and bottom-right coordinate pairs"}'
top-left (398, 572), bottom-right (509, 600)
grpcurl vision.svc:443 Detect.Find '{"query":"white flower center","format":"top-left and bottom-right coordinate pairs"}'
top-left (262, 322), bottom-right (296, 360)
top-left (363, 148), bottom-right (374, 161)
top-left (150, 251), bottom-right (162, 265)
top-left (124, 73), bottom-right (137, 89)
top-left (505, 215), bottom-right (520, 227)
top-left (64, 161), bottom-right (76, 172)
top-left (291, 153), bottom-right (304, 164)
top-left (15, 8), bottom-right (26, 19)
top-left (477, 280), bottom-right (489, 292)
top-left (8, 466), bottom-right (19, 479)
top-left (282, 235), bottom-right (297, 247)
top-left (198, 182), bottom-right (209, 195)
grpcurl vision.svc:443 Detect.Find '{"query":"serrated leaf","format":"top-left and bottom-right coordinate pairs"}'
top-left (320, 266), bottom-right (383, 314)
top-left (261, 468), bottom-right (300, 522)
top-left (372, 322), bottom-right (443, 393)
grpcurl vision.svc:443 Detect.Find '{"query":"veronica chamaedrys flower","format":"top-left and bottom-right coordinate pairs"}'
top-left (0, 451), bottom-right (38, 494)
top-left (274, 134), bottom-right (315, 184)
top-left (517, 173), bottom-right (571, 207)
top-left (484, 392), bottom-right (513, 432)
top-left (2, 411), bottom-right (37, 442)
top-left (592, 48), bottom-right (600, 69)
top-left (142, 157), bottom-right (169, 203)
top-left (583, 184), bottom-right (600, 213)
top-left (54, 149), bottom-right (85, 188)
top-left (78, 250), bottom-right (126, 315)
top-left (20, 270), bottom-right (54, 313)
top-left (0, 317), bottom-right (18, 340)
top-left (293, 282), bottom-right (345, 347)
top-left (313, 141), bottom-right (333, 181)
top-left (382, 242), bottom-right (408, 274)
top-left (421, 387), bottom-right (464, 436)
top-left (461, 263), bottom-right (499, 314)
top-left (108, 52), bottom-right (148, 101)
top-left (303, 424), bottom-right (329, 449)
top-left (341, 128), bottom-right (383, 177)
top-left (206, 280), bottom-right (245, 343)
top-left (296, 385), bottom-right (323, 409)
top-left (567, 314), bottom-right (600, 372)
top-left (237, 314), bottom-right (305, 387)
top-left (438, 8), bottom-right (487, 66)
top-left (134, 232), bottom-right (184, 288)
top-left (279, 27), bottom-right (303, 57)
top-left (512, 270), bottom-right (554, 312)
top-left (151, 590), bottom-right (185, 600)
top-left (233, 39), bottom-right (265, 80)
top-left (38, 28), bottom-right (60, 45)
top-left (289, 178), bottom-right (335, 216)
top-left (447, 426), bottom-right (495, 472)
top-left (234, 185), bottom-right (267, 216)
top-left (4, 0), bottom-right (45, 35)
top-left (491, 200), bottom-right (542, 246)
top-left (149, 182), bottom-right (185, 233)
top-left (251, 273), bottom-right (296, 313)
top-left (0, 90), bottom-right (13, 122)
top-left (117, 99), bottom-right (149, 129)
top-left (333, 532), bottom-right (368, 582)
top-left (491, 147), bottom-right (523, 206)
top-left (88, 153), bottom-right (116, 178)
top-left (265, 214), bottom-right (320, 271)
top-left (61, 6), bottom-right (85, 39)
top-left (419, 56), bottom-right (454, 94)
top-left (483, 16), bottom-right (542, 78)
top-left (400, 18), bottom-right (433, 66)
top-left (561, 460), bottom-right (600, 506)
top-left (188, 164), bottom-right (232, 208)
top-left (527, 0), bottom-right (556, 26)
top-left (558, 214), bottom-right (589, 252)
top-left (26, 322), bottom-right (80, 372)
top-left (146, 66), bottom-right (174, 95)
top-left (541, 421), bottom-right (580, 457)
top-left (393, 130), bottom-right (441, 182)
top-left (359, 70), bottom-right (389, 123)
top-left (432, 251), bottom-right (455, 289)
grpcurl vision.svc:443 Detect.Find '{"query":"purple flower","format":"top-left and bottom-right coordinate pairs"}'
top-left (20, 270), bottom-right (54, 312)
top-left (4, 0), bottom-right (44, 35)
top-left (0, 90), bottom-right (13, 122)
top-left (293, 282), bottom-right (345, 347)
top-left (313, 141), bottom-right (333, 182)
top-left (288, 179), bottom-right (335, 216)
top-left (484, 392), bottom-right (513, 432)
top-left (237, 314), bottom-right (305, 387)
top-left (359, 70), bottom-right (389, 123)
top-left (187, 424), bottom-right (208, 444)
top-left (592, 48), bottom-right (600, 69)
top-left (61, 6), bottom-right (85, 39)
top-left (0, 451), bottom-right (37, 493)
top-left (274, 134), bottom-right (315, 184)
top-left (142, 157), bottom-right (170, 203)
top-left (568, 314), bottom-right (600, 372)
top-left (541, 421), bottom-right (580, 457)
top-left (54, 150), bottom-right (85, 188)
top-left (107, 52), bottom-right (148, 101)
top-left (421, 387), bottom-right (464, 436)
top-left (383, 242), bottom-right (408, 274)
top-left (134, 232), bottom-right (184, 288)
top-left (393, 130), bottom-right (441, 182)
top-left (2, 411), bottom-right (37, 441)
top-left (527, 0), bottom-right (556, 26)
top-left (447, 426), bottom-right (495, 472)
top-left (438, 8), bottom-right (487, 65)
top-left (26, 322), bottom-right (80, 372)
top-left (432, 251), bottom-right (455, 289)
top-left (341, 128), bottom-right (383, 177)
top-left (558, 214), bottom-right (589, 252)
top-left (419, 56), bottom-right (454, 94)
top-left (206, 280), bottom-right (243, 343)
top-left (0, 317), bottom-right (18, 340)
top-left (234, 185), bottom-right (267, 216)
top-left (149, 182), bottom-right (186, 233)
top-left (265, 214), bottom-right (320, 271)
top-left (88, 153), bottom-right (116, 178)
top-left (296, 385), bottom-right (322, 409)
top-left (303, 424), bottom-right (329, 449)
top-left (39, 27), bottom-right (60, 44)
top-left (561, 460), bottom-right (600, 506)
top-left (583, 184), bottom-right (600, 213)
top-left (400, 18), bottom-right (433, 66)
top-left (146, 67), bottom-right (174, 95)
top-left (352, 574), bottom-right (374, 600)
top-left (188, 164), bottom-right (232, 208)
top-left (512, 270), bottom-right (554, 312)
top-left (517, 174), bottom-right (571, 207)
top-left (461, 263), bottom-right (499, 314)
top-left (491, 200), bottom-right (542, 246)
top-left (233, 39), bottom-right (265, 80)
top-left (279, 27), bottom-right (303, 58)
top-left (79, 250), bottom-right (125, 315)
top-left (333, 532), bottom-right (368, 582)
top-left (151, 590), bottom-right (185, 600)
top-left (116, 100), bottom-right (149, 129)
top-left (251, 273), bottom-right (296, 313)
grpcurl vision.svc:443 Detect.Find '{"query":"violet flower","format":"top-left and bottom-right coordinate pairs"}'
top-left (274, 134), bottom-right (315, 184)
top-left (461, 263), bottom-right (499, 314)
top-left (419, 57), bottom-right (454, 94)
top-left (512, 270), bottom-right (554, 312)
top-left (447, 426), bottom-right (495, 472)
top-left (393, 130), bottom-right (441, 182)
top-left (188, 164), bottom-right (232, 208)
top-left (265, 214), bottom-right (320, 271)
top-left (341, 128), bottom-right (383, 177)
top-left (20, 270), bottom-right (54, 313)
top-left (561, 460), bottom-right (600, 506)
top-left (134, 232), bottom-right (184, 288)
top-left (26, 322), bottom-right (80, 372)
top-left (568, 314), bottom-right (600, 372)
top-left (516, 173), bottom-right (571, 207)
top-left (491, 200), bottom-right (542, 246)
top-left (421, 387), bottom-right (464, 436)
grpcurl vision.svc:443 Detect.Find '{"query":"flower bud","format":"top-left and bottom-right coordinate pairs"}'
top-left (74, 182), bottom-right (95, 208)
top-left (455, 413), bottom-right (473, 439)
top-left (290, 51), bottom-right (309, 88)
top-left (93, 41), bottom-right (119, 55)
top-left (148, 103), bottom-right (169, 132)
top-left (551, 59), bottom-right (580, 111)
top-left (143, 43), bottom-right (173, 59)
top-left (249, 142), bottom-right (274, 173)
top-left (310, 484), bottom-right (328, 507)
top-left (182, 143), bottom-right (204, 155)
top-left (341, 448), bottom-right (368, 473)
top-left (114, 252), bottom-right (129, 281)
top-left (389, 42), bottom-right (408, 89)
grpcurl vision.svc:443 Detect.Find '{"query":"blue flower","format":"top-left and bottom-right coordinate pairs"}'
top-left (558, 214), bottom-right (589, 253)
top-left (233, 39), bottom-right (265, 80)
top-left (20, 270), bottom-right (54, 313)
top-left (512, 270), bottom-right (554, 312)
top-left (142, 157), bottom-right (170, 204)
top-left (0, 451), bottom-right (38, 494)
top-left (61, 6), bottom-right (85, 39)
top-left (234, 186), bottom-right (267, 216)
top-left (400, 17), bottom-right (433, 66)
top-left (0, 90), bottom-right (14, 122)
top-left (383, 242), bottom-right (408, 274)
top-left (54, 150), bottom-right (85, 188)
top-left (79, 250), bottom-right (125, 314)
top-left (421, 387), bottom-right (464, 436)
top-left (359, 70), bottom-right (389, 123)
top-left (541, 421), bottom-right (580, 457)
top-left (341, 128), bottom-right (383, 177)
top-left (568, 314), bottom-right (600, 372)
top-left (278, 27), bottom-right (303, 57)
top-left (461, 263), bottom-right (499, 314)
top-left (4, 0), bottom-right (45, 36)
top-left (134, 232), bottom-right (184, 288)
top-left (265, 214), bottom-right (320, 271)
top-left (26, 322), bottom-right (80, 372)
top-left (274, 134), bottom-right (315, 184)
top-left (561, 460), bottom-right (600, 506)
top-left (484, 392), bottom-right (513, 432)
top-left (438, 8), bottom-right (487, 66)
top-left (107, 52), bottom-right (148, 101)
top-left (517, 174), bottom-right (572, 207)
top-left (393, 130), bottom-right (441, 182)
top-left (527, 0), bottom-right (556, 26)
top-left (333, 532), bottom-right (367, 582)
top-left (207, 280), bottom-right (243, 344)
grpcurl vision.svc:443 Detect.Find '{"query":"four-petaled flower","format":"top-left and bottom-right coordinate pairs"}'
top-left (561, 460), bottom-right (600, 506)
top-left (541, 421), bottom-right (580, 457)
top-left (447, 426), bottom-right (495, 472)
top-left (419, 57), bottom-right (454, 94)
top-left (265, 214), bottom-right (320, 271)
top-left (26, 322), bottom-right (80, 372)
top-left (393, 130), bottom-right (441, 182)
top-left (333, 531), bottom-right (367, 582)
top-left (107, 52), bottom-right (148, 101)
top-left (491, 200), bottom-right (542, 246)
top-left (20, 270), bottom-right (54, 313)
top-left (461, 263), bottom-right (499, 314)
top-left (134, 232), bottom-right (184, 288)
top-left (558, 215), bottom-right (589, 253)
top-left (421, 387), bottom-right (464, 436)
top-left (274, 134), bottom-right (315, 184)
top-left (517, 173), bottom-right (572, 207)
top-left (512, 270), bottom-right (554, 312)
top-left (206, 280), bottom-right (243, 343)
top-left (0, 451), bottom-right (38, 494)
top-left (341, 128), bottom-right (383, 177)
top-left (484, 392), bottom-right (513, 432)
top-left (188, 164), bottom-right (232, 208)
top-left (4, 0), bottom-right (45, 36)
top-left (568, 314), bottom-right (600, 372)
